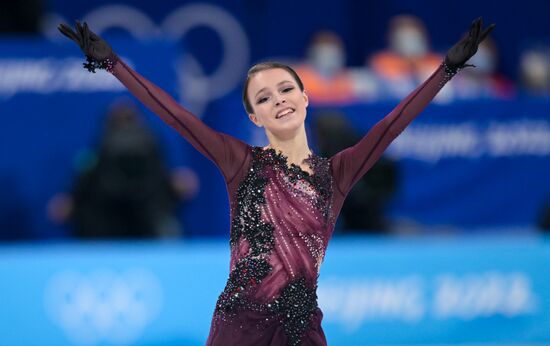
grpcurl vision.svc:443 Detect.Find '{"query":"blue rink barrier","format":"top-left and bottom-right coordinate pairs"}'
top-left (1, 235), bottom-right (549, 346)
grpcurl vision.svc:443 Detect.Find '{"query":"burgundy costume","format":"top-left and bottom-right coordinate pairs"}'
top-left (108, 56), bottom-right (455, 345)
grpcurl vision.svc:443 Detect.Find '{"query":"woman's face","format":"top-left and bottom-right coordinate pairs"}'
top-left (246, 68), bottom-right (309, 138)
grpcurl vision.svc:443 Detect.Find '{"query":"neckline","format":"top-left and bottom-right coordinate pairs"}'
top-left (252, 146), bottom-right (333, 205)
top-left (257, 146), bottom-right (316, 177)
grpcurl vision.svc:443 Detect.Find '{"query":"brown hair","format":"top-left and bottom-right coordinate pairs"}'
top-left (242, 62), bottom-right (304, 114)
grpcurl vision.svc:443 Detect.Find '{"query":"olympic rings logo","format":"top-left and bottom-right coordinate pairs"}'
top-left (43, 3), bottom-right (251, 114)
top-left (44, 269), bottom-right (163, 345)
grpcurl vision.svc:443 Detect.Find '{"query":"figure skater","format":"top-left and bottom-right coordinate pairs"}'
top-left (58, 17), bottom-right (494, 346)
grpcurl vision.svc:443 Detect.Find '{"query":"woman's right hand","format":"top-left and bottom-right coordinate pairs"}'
top-left (58, 21), bottom-right (113, 62)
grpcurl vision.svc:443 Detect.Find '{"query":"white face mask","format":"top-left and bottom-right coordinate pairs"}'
top-left (522, 52), bottom-right (550, 86)
top-left (309, 43), bottom-right (345, 76)
top-left (392, 29), bottom-right (428, 58)
top-left (468, 46), bottom-right (495, 73)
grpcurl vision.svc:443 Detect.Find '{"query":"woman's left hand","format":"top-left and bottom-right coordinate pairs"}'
top-left (445, 17), bottom-right (496, 69)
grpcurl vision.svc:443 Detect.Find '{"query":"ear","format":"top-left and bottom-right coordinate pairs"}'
top-left (303, 90), bottom-right (309, 108)
top-left (248, 113), bottom-right (263, 128)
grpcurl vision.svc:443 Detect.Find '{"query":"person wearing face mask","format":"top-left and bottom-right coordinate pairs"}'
top-left (519, 46), bottom-right (550, 97)
top-left (369, 15), bottom-right (443, 98)
top-left (293, 31), bottom-right (356, 104)
top-left (59, 17), bottom-right (494, 346)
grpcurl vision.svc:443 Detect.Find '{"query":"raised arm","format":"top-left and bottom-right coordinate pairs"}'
top-left (58, 21), bottom-right (249, 184)
top-left (331, 17), bottom-right (495, 196)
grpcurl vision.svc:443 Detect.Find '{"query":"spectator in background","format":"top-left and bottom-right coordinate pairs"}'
top-left (519, 46), bottom-right (550, 97)
top-left (293, 30), bottom-right (357, 104)
top-left (451, 37), bottom-right (515, 100)
top-left (368, 15), bottom-right (443, 99)
top-left (312, 111), bottom-right (398, 233)
top-left (47, 99), bottom-right (199, 239)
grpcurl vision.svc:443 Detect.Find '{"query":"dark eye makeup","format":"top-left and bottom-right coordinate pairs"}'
top-left (256, 85), bottom-right (295, 104)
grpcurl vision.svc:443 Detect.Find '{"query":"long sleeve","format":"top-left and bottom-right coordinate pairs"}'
top-left (331, 63), bottom-right (452, 196)
top-left (109, 55), bottom-right (249, 184)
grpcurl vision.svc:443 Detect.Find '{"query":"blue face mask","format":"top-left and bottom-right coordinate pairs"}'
top-left (310, 44), bottom-right (345, 77)
top-left (392, 29), bottom-right (427, 58)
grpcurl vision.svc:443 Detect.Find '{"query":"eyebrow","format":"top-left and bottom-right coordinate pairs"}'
top-left (254, 80), bottom-right (293, 98)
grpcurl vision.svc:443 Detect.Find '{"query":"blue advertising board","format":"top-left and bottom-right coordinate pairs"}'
top-left (0, 236), bottom-right (549, 345)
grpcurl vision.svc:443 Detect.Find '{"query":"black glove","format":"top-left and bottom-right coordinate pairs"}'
top-left (445, 17), bottom-right (495, 70)
top-left (58, 21), bottom-right (116, 73)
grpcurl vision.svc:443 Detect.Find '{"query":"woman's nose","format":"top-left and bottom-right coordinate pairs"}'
top-left (275, 98), bottom-right (286, 106)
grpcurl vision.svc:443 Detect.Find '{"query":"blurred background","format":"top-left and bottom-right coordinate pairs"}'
top-left (1, 0), bottom-right (550, 345)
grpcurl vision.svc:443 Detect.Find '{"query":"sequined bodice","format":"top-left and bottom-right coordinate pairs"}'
top-left (215, 147), bottom-right (333, 345)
